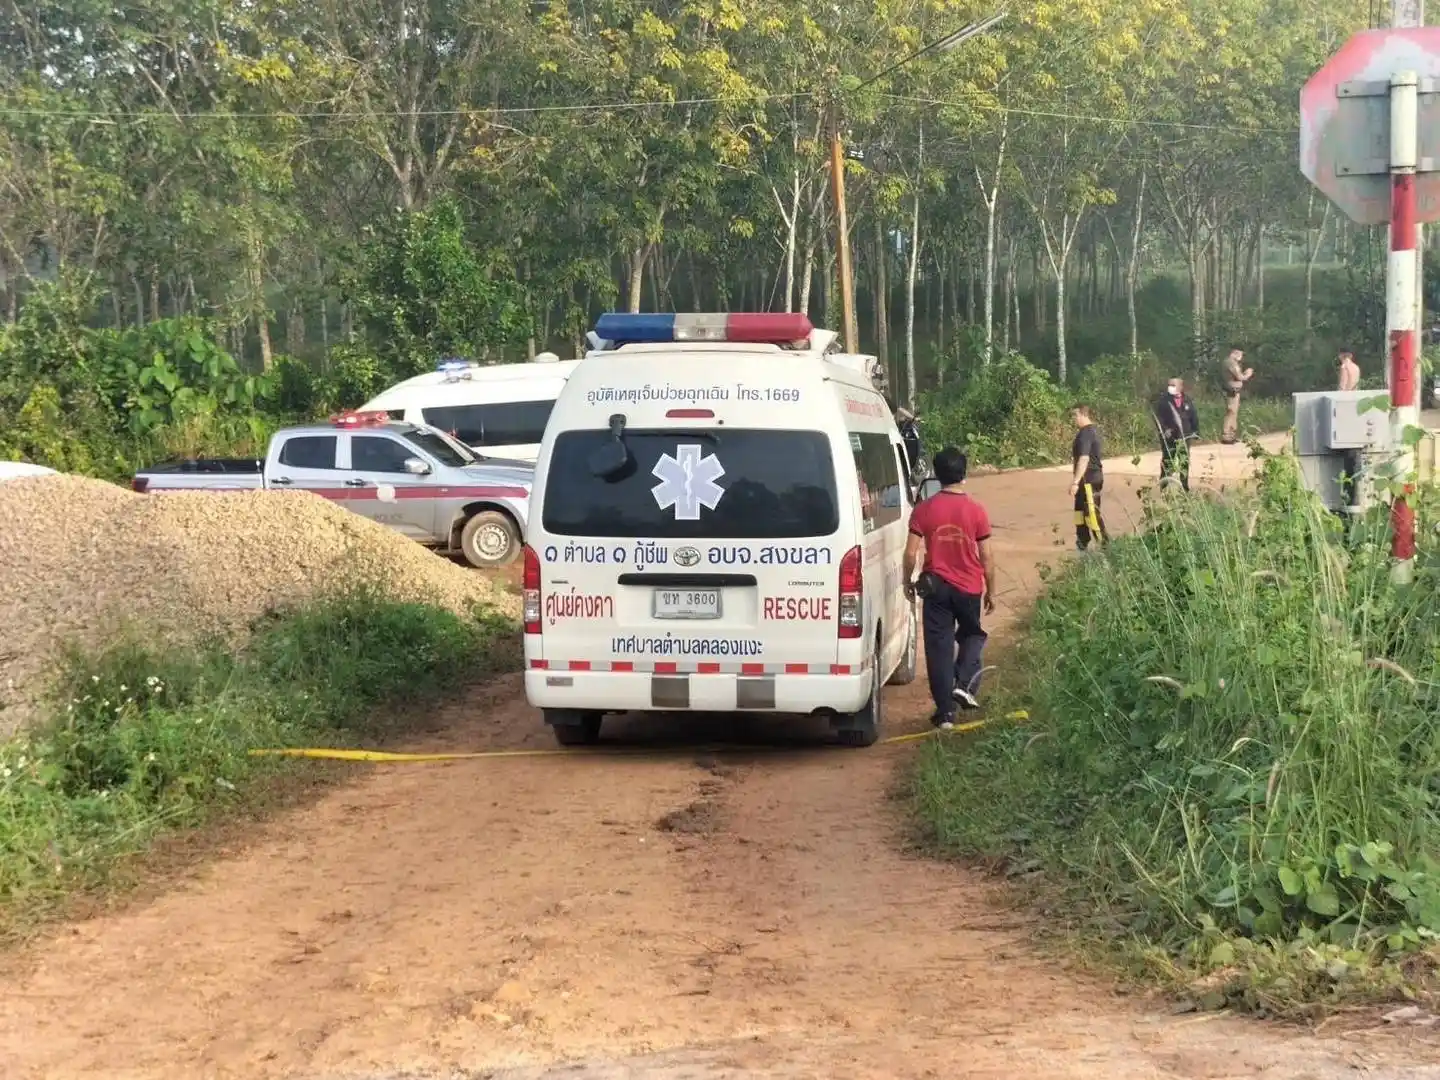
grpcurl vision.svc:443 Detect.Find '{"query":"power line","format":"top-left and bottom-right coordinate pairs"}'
top-left (0, 92), bottom-right (813, 122)
top-left (875, 92), bottom-right (1297, 134)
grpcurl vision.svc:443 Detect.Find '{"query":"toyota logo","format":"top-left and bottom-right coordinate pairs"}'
top-left (674, 546), bottom-right (701, 567)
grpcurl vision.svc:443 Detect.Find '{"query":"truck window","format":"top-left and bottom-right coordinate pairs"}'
top-left (278, 436), bottom-right (337, 469)
top-left (399, 428), bottom-right (472, 466)
top-left (542, 429), bottom-right (838, 539)
top-left (352, 436), bottom-right (415, 473)
top-left (422, 401), bottom-right (554, 447)
top-left (850, 432), bottom-right (901, 532)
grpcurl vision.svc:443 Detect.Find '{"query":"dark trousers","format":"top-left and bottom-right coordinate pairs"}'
top-left (1073, 482), bottom-right (1108, 550)
top-left (1160, 439), bottom-right (1190, 492)
top-left (922, 580), bottom-right (987, 717)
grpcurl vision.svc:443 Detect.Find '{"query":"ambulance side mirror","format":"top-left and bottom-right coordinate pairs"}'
top-left (917, 478), bottom-right (941, 502)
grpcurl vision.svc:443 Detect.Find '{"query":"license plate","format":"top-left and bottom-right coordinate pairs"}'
top-left (653, 589), bottom-right (721, 620)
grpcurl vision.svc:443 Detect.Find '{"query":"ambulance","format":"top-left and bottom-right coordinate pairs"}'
top-left (360, 354), bottom-right (579, 462)
top-left (522, 312), bottom-right (919, 747)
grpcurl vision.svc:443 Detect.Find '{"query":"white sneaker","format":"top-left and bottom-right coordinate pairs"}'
top-left (952, 688), bottom-right (979, 711)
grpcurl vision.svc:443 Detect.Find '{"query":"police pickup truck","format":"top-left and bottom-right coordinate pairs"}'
top-left (132, 411), bottom-right (533, 566)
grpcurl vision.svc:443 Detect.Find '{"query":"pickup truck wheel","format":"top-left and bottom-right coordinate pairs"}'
top-left (460, 510), bottom-right (520, 568)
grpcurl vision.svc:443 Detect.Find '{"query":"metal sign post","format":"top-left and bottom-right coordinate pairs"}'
top-left (1390, 70), bottom-right (1421, 571)
top-left (1301, 27), bottom-right (1440, 575)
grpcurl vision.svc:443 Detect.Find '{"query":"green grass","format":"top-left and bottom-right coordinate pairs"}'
top-left (914, 452), bottom-right (1440, 1014)
top-left (0, 590), bottom-right (518, 938)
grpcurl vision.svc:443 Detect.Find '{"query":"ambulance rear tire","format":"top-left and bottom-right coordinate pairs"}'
top-left (460, 510), bottom-right (520, 568)
top-left (887, 606), bottom-right (918, 686)
top-left (837, 641), bottom-right (883, 748)
top-left (547, 710), bottom-right (602, 746)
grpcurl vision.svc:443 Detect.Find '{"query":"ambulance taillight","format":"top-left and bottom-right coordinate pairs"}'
top-left (522, 545), bottom-right (542, 635)
top-left (837, 545), bottom-right (863, 639)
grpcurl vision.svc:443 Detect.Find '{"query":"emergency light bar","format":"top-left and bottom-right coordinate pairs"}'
top-left (594, 312), bottom-right (814, 346)
top-left (436, 357), bottom-right (474, 381)
top-left (330, 409), bottom-right (391, 428)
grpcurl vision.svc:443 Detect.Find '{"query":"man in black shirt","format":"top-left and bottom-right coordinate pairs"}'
top-left (1153, 377), bottom-right (1200, 492)
top-left (1069, 404), bottom-right (1107, 551)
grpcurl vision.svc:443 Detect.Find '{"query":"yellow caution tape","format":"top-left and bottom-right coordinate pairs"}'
top-left (248, 710), bottom-right (1029, 764)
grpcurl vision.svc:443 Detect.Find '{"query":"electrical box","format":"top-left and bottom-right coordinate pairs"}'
top-left (1323, 391), bottom-right (1392, 451)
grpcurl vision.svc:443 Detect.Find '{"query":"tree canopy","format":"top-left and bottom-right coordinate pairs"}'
top-left (0, 0), bottom-right (1384, 403)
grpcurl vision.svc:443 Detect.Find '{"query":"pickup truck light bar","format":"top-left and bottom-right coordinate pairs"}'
top-left (330, 410), bottom-right (391, 428)
top-left (594, 312), bottom-right (814, 346)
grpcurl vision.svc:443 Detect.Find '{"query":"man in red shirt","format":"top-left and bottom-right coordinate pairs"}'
top-left (904, 447), bottom-right (997, 727)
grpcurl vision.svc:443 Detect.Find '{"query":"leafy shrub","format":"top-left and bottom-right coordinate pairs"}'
top-left (921, 353), bottom-right (1070, 468)
top-left (93, 317), bottom-right (272, 434)
top-left (915, 453), bottom-right (1440, 1006)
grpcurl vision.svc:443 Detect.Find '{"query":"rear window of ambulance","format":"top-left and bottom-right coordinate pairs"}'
top-left (542, 429), bottom-right (839, 539)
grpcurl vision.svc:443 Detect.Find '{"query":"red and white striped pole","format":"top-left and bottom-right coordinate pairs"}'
top-left (1388, 69), bottom-right (1420, 576)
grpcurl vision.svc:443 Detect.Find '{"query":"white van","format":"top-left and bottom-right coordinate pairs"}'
top-left (522, 312), bottom-right (918, 748)
top-left (361, 355), bottom-right (580, 462)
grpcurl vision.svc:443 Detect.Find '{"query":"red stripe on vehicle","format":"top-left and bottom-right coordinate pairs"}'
top-left (654, 662), bottom-right (678, 674)
top-left (610, 661), bottom-right (634, 672)
top-left (300, 485), bottom-right (527, 502)
top-left (741, 663), bottom-right (766, 675)
top-left (396, 485), bottom-right (528, 499)
top-left (568, 660), bottom-right (591, 671)
top-left (785, 663), bottom-right (808, 674)
top-left (697, 662), bottom-right (721, 674)
top-left (830, 664), bottom-right (851, 675)
top-left (529, 659), bottom-right (548, 670)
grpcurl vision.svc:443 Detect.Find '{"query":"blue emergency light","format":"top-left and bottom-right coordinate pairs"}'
top-left (594, 312), bottom-right (814, 345)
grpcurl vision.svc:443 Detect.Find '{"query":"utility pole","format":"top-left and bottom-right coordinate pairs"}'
top-left (829, 105), bottom-right (859, 354)
top-left (828, 12), bottom-right (1007, 357)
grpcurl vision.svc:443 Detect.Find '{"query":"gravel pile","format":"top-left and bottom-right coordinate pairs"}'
top-left (0, 475), bottom-right (520, 736)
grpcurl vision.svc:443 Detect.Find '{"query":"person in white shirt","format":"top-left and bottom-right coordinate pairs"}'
top-left (1338, 349), bottom-right (1360, 392)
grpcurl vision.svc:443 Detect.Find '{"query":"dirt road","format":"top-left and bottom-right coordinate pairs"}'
top-left (2, 439), bottom-right (1439, 1080)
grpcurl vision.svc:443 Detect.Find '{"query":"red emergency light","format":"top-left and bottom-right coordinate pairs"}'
top-left (329, 409), bottom-right (391, 428)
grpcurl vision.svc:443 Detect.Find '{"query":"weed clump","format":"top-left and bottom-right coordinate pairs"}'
top-left (916, 452), bottom-right (1440, 1011)
top-left (0, 590), bottom-right (517, 937)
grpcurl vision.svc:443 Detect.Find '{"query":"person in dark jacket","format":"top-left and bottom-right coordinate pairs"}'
top-left (1153, 377), bottom-right (1200, 492)
top-left (896, 407), bottom-right (924, 476)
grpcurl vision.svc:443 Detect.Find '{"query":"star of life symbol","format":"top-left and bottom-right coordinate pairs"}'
top-left (651, 444), bottom-right (726, 520)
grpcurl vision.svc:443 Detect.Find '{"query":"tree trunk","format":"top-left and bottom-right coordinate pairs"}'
top-left (1010, 250), bottom-right (1021, 351)
top-left (875, 216), bottom-right (890, 376)
top-left (975, 117), bottom-right (1007, 364)
top-left (1304, 196), bottom-right (1332, 333)
top-left (1187, 244), bottom-right (1206, 361)
top-left (627, 245), bottom-right (650, 313)
top-left (1257, 228), bottom-right (1265, 309)
top-left (1127, 172), bottom-right (1146, 355)
top-left (798, 212), bottom-right (816, 316)
top-left (785, 170), bottom-right (800, 312)
top-left (936, 260), bottom-right (947, 356)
